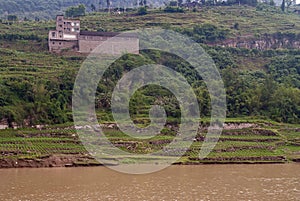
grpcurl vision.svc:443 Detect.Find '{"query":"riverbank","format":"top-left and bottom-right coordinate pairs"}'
top-left (1, 155), bottom-right (299, 169)
top-left (0, 154), bottom-right (104, 168)
top-left (0, 119), bottom-right (299, 168)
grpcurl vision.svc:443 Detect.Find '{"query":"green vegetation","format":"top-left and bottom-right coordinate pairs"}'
top-left (0, 120), bottom-right (299, 165)
top-left (65, 4), bottom-right (86, 18)
top-left (0, 5), bottom-right (299, 166)
top-left (0, 0), bottom-right (164, 19)
top-left (137, 7), bottom-right (148, 15)
top-left (81, 6), bottom-right (300, 36)
top-left (0, 6), bottom-right (299, 126)
top-left (164, 6), bottom-right (185, 13)
top-left (0, 0), bottom-right (298, 20)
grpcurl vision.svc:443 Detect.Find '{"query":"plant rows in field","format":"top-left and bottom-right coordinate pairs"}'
top-left (0, 136), bottom-right (87, 158)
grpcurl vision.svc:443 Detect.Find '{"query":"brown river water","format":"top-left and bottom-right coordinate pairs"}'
top-left (0, 164), bottom-right (299, 201)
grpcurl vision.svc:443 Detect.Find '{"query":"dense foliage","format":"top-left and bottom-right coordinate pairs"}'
top-left (95, 49), bottom-right (300, 123)
top-left (0, 0), bottom-right (166, 19)
top-left (0, 0), bottom-right (291, 19)
top-left (1, 46), bottom-right (299, 126)
top-left (65, 4), bottom-right (86, 17)
top-left (181, 24), bottom-right (229, 43)
top-left (0, 6), bottom-right (299, 127)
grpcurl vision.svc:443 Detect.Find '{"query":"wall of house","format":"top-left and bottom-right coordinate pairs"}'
top-left (49, 40), bottom-right (78, 53)
top-left (78, 35), bottom-right (108, 53)
top-left (56, 15), bottom-right (80, 37)
top-left (78, 36), bottom-right (139, 54)
top-left (78, 39), bottom-right (104, 53)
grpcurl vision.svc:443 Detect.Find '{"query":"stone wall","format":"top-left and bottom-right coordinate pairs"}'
top-left (214, 35), bottom-right (300, 50)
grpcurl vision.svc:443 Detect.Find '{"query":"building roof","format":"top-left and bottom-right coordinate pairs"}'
top-left (49, 38), bottom-right (78, 42)
top-left (80, 31), bottom-right (138, 38)
top-left (56, 15), bottom-right (80, 21)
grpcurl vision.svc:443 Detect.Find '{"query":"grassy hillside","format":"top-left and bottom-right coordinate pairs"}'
top-left (82, 5), bottom-right (300, 36)
top-left (1, 5), bottom-right (300, 47)
top-left (0, 6), bottom-right (299, 124)
top-left (0, 6), bottom-right (299, 166)
top-left (0, 0), bottom-right (166, 20)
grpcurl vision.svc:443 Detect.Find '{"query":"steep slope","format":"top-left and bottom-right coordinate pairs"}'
top-left (0, 0), bottom-right (166, 19)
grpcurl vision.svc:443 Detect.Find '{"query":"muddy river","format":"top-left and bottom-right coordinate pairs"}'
top-left (0, 164), bottom-right (299, 200)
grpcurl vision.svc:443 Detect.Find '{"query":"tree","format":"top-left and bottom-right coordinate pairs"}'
top-left (99, 0), bottom-right (105, 10)
top-left (106, 0), bottom-right (111, 13)
top-left (7, 15), bottom-right (17, 21)
top-left (140, 0), bottom-right (147, 6)
top-left (233, 22), bottom-right (239, 30)
top-left (286, 0), bottom-right (296, 11)
top-left (137, 7), bottom-right (147, 15)
top-left (260, 76), bottom-right (277, 111)
top-left (169, 1), bottom-right (178, 6)
top-left (239, 0), bottom-right (258, 6)
top-left (270, 87), bottom-right (300, 123)
top-left (91, 4), bottom-right (96, 12)
top-left (178, 0), bottom-right (183, 6)
top-left (65, 4), bottom-right (86, 17)
top-left (281, 0), bottom-right (285, 12)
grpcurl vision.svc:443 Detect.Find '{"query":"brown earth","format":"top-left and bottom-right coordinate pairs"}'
top-left (0, 154), bottom-right (103, 168)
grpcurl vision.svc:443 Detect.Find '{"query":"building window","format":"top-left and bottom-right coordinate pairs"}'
top-left (52, 32), bottom-right (56, 37)
top-left (59, 42), bottom-right (62, 45)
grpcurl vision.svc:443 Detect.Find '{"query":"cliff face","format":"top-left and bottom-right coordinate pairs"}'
top-left (213, 35), bottom-right (300, 50)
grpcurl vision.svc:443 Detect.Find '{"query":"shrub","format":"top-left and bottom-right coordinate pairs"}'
top-left (164, 6), bottom-right (184, 13)
top-left (191, 23), bottom-right (228, 43)
top-left (65, 4), bottom-right (86, 17)
top-left (137, 7), bottom-right (147, 15)
top-left (233, 22), bottom-right (239, 30)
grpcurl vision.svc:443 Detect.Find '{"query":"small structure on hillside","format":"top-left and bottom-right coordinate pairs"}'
top-left (48, 15), bottom-right (139, 55)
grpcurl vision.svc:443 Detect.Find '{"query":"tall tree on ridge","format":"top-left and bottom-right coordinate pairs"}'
top-left (91, 4), bottom-right (96, 11)
top-left (107, 0), bottom-right (111, 13)
top-left (281, 0), bottom-right (285, 12)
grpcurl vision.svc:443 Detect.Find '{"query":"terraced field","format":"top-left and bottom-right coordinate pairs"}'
top-left (0, 120), bottom-right (299, 167)
top-left (0, 48), bottom-right (82, 79)
top-left (82, 6), bottom-right (300, 36)
top-left (0, 128), bottom-right (78, 154)
top-left (0, 6), bottom-right (299, 168)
